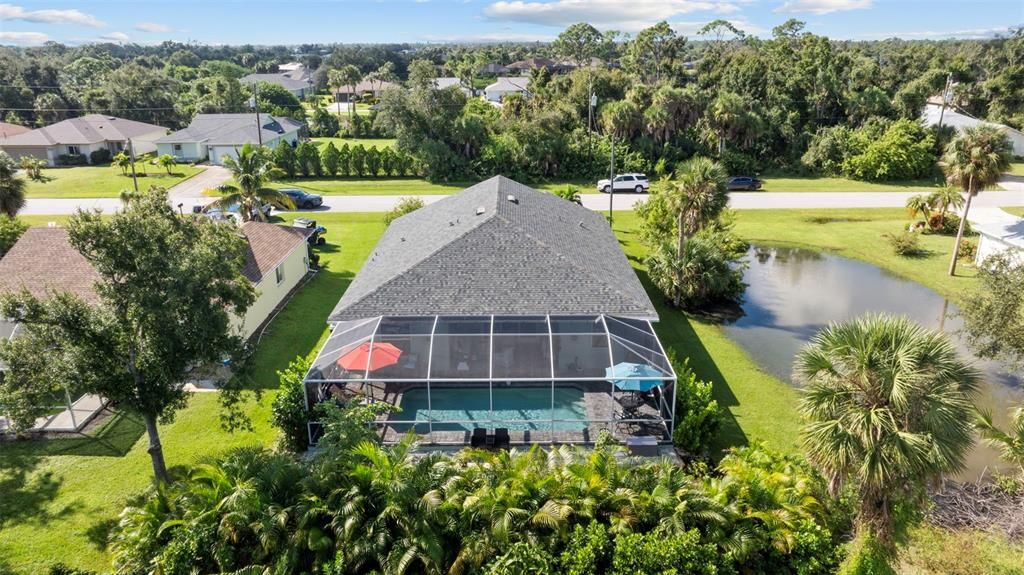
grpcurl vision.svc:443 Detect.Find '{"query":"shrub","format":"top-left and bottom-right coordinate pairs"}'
top-left (609, 530), bottom-right (719, 575)
top-left (485, 542), bottom-right (556, 575)
top-left (274, 140), bottom-right (298, 178)
top-left (89, 148), bottom-right (112, 165)
top-left (558, 522), bottom-right (612, 575)
top-left (271, 356), bottom-right (312, 452)
top-left (350, 144), bottom-right (367, 177)
top-left (56, 153), bottom-right (87, 166)
top-left (383, 196), bottom-right (425, 225)
top-left (929, 212), bottom-right (972, 236)
top-left (0, 215), bottom-right (27, 256)
top-left (843, 118), bottom-right (936, 181)
top-left (957, 237), bottom-right (977, 261)
top-left (365, 146), bottom-right (381, 177)
top-left (669, 351), bottom-right (722, 456)
top-left (321, 142), bottom-right (341, 176)
top-left (296, 141), bottom-right (320, 177)
top-left (884, 230), bottom-right (924, 256)
top-left (802, 125), bottom-right (857, 175)
top-left (840, 533), bottom-right (898, 575)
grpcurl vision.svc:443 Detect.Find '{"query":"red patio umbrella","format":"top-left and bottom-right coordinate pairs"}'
top-left (337, 341), bottom-right (403, 372)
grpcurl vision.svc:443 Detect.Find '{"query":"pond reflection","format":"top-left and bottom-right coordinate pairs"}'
top-left (723, 245), bottom-right (1024, 479)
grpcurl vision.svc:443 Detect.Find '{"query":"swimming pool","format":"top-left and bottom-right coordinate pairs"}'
top-left (391, 386), bottom-right (587, 432)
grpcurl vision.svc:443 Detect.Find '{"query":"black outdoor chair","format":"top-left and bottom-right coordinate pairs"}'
top-left (471, 427), bottom-right (487, 448)
top-left (494, 428), bottom-right (510, 449)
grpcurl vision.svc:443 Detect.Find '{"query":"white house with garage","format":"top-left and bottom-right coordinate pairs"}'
top-left (922, 103), bottom-right (1024, 156)
top-left (483, 77), bottom-right (530, 103)
top-left (156, 113), bottom-right (304, 165)
top-left (0, 115), bottom-right (166, 166)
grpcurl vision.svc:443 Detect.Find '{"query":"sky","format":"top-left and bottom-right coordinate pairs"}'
top-left (0, 0), bottom-right (1021, 47)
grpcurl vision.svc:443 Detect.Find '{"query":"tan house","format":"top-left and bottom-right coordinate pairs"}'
top-left (0, 223), bottom-right (312, 340)
top-left (333, 79), bottom-right (399, 102)
top-left (0, 114), bottom-right (167, 166)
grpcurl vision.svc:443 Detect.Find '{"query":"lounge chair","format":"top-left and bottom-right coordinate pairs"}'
top-left (471, 427), bottom-right (487, 448)
top-left (495, 428), bottom-right (510, 449)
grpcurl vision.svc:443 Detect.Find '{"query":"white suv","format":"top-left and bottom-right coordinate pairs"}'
top-left (597, 173), bottom-right (649, 194)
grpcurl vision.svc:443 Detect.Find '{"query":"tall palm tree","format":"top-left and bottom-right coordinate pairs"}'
top-left (976, 406), bottom-right (1024, 481)
top-left (208, 144), bottom-right (294, 222)
top-left (940, 125), bottom-right (1013, 275)
top-left (795, 314), bottom-right (980, 561)
top-left (926, 184), bottom-right (965, 222)
top-left (0, 152), bottom-right (26, 217)
top-left (336, 64), bottom-right (363, 124)
top-left (663, 157), bottom-right (729, 306)
top-left (904, 194), bottom-right (931, 223)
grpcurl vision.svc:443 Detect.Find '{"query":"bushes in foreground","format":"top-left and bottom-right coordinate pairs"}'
top-left (110, 401), bottom-right (847, 575)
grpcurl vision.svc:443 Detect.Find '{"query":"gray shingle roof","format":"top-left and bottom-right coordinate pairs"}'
top-left (0, 114), bottom-right (166, 147)
top-left (329, 176), bottom-right (656, 321)
top-left (240, 73), bottom-right (312, 92)
top-left (155, 114), bottom-right (304, 146)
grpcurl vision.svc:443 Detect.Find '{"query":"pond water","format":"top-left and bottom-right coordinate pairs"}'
top-left (723, 245), bottom-right (1024, 479)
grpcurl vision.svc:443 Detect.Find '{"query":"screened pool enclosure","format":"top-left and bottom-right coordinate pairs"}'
top-left (304, 314), bottom-right (677, 445)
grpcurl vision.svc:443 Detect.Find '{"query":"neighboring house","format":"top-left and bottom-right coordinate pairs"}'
top-left (483, 77), bottom-right (530, 102)
top-left (304, 176), bottom-right (676, 447)
top-left (240, 73), bottom-right (314, 99)
top-left (478, 62), bottom-right (507, 76)
top-left (922, 102), bottom-right (1024, 156)
top-left (0, 223), bottom-right (312, 340)
top-left (505, 57), bottom-right (557, 75)
top-left (332, 79), bottom-right (399, 102)
top-left (433, 77), bottom-right (473, 96)
top-left (0, 114), bottom-right (167, 166)
top-left (969, 211), bottom-right (1024, 267)
top-left (0, 122), bottom-right (30, 140)
top-left (156, 113), bottom-right (304, 165)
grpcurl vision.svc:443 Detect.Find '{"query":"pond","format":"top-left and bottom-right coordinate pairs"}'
top-left (723, 245), bottom-right (1024, 479)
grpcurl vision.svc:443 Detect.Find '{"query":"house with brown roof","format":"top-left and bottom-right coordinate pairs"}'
top-left (0, 122), bottom-right (31, 140)
top-left (332, 79), bottom-right (399, 103)
top-left (0, 222), bottom-right (312, 339)
top-left (0, 114), bottom-right (168, 166)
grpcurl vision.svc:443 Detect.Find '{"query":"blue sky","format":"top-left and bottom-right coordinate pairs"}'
top-left (0, 0), bottom-right (1021, 46)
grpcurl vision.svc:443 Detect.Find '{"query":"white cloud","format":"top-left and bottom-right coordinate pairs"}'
top-left (774, 0), bottom-right (871, 15)
top-left (99, 31), bottom-right (130, 42)
top-left (853, 26), bottom-right (1012, 40)
top-left (483, 0), bottom-right (741, 32)
top-left (419, 31), bottom-right (556, 42)
top-left (0, 30), bottom-right (49, 45)
top-left (134, 22), bottom-right (172, 33)
top-left (0, 3), bottom-right (104, 27)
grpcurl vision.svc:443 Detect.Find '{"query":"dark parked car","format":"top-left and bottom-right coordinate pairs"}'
top-left (293, 218), bottom-right (328, 245)
top-left (727, 176), bottom-right (763, 191)
top-left (280, 188), bottom-right (324, 209)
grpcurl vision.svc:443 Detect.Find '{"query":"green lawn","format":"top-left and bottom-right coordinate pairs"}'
top-left (758, 173), bottom-right (946, 193)
top-left (259, 177), bottom-right (591, 197)
top-left (0, 208), bottom-right (999, 573)
top-left (311, 137), bottom-right (396, 150)
top-left (1007, 161), bottom-right (1024, 177)
top-left (24, 163), bottom-right (203, 199)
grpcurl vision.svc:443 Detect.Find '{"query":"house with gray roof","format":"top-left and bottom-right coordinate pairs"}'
top-left (240, 69), bottom-right (314, 99)
top-left (0, 114), bottom-right (167, 166)
top-left (305, 176), bottom-right (677, 448)
top-left (156, 113), bottom-right (304, 165)
top-left (483, 77), bottom-right (530, 103)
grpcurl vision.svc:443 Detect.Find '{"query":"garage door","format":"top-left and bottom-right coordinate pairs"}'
top-left (211, 146), bottom-right (240, 165)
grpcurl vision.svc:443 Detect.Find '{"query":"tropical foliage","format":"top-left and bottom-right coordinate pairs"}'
top-left (960, 251), bottom-right (1024, 369)
top-left (209, 143), bottom-right (295, 222)
top-left (0, 151), bottom-right (26, 217)
top-left (795, 314), bottom-right (980, 569)
top-left (383, 196), bottom-right (425, 225)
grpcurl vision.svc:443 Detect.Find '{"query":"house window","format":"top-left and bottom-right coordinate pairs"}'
top-left (67, 145), bottom-right (80, 155)
top-left (275, 265), bottom-right (285, 285)
top-left (173, 144), bottom-right (182, 152)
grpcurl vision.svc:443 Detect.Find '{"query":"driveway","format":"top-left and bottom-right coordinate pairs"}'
top-left (19, 174), bottom-right (1024, 216)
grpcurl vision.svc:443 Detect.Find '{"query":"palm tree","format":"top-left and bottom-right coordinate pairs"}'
top-left (334, 64), bottom-right (363, 124)
top-left (112, 151), bottom-right (132, 175)
top-left (663, 157), bottom-right (729, 306)
top-left (0, 152), bottom-right (26, 217)
top-left (941, 125), bottom-right (1013, 275)
top-left (795, 314), bottom-right (980, 561)
top-left (208, 144), bottom-right (294, 222)
top-left (553, 185), bottom-right (582, 205)
top-left (927, 184), bottom-right (965, 222)
top-left (156, 153), bottom-right (177, 175)
top-left (976, 406), bottom-right (1024, 481)
top-left (599, 100), bottom-right (641, 141)
top-left (904, 194), bottom-right (931, 223)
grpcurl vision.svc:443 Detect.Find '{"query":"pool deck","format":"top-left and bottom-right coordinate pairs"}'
top-left (326, 381), bottom-right (671, 444)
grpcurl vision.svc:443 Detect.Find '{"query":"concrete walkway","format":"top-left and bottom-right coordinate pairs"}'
top-left (20, 176), bottom-right (1024, 216)
top-left (0, 394), bottom-right (107, 434)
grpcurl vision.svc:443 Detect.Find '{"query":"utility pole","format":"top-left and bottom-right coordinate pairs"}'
top-left (127, 138), bottom-right (139, 193)
top-left (250, 83), bottom-right (263, 147)
top-left (587, 75), bottom-right (595, 164)
top-left (937, 73), bottom-right (952, 129)
top-left (608, 132), bottom-right (615, 224)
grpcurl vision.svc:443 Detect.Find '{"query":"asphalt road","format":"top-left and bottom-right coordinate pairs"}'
top-left (20, 176), bottom-right (1024, 216)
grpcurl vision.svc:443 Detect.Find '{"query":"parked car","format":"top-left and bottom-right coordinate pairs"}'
top-left (726, 176), bottom-right (763, 191)
top-left (203, 201), bottom-right (273, 222)
top-left (293, 218), bottom-right (328, 245)
top-left (597, 173), bottom-right (650, 194)
top-left (280, 188), bottom-right (324, 209)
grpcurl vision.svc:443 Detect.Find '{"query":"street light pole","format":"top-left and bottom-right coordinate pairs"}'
top-left (937, 72), bottom-right (952, 129)
top-left (250, 83), bottom-right (263, 147)
top-left (127, 138), bottom-right (139, 193)
top-left (608, 132), bottom-right (615, 224)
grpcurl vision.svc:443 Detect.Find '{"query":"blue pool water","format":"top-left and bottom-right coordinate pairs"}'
top-left (392, 387), bottom-right (587, 432)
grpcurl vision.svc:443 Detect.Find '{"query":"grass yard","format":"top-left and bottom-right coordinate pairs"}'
top-left (256, 177), bottom-right (591, 197)
top-left (24, 163), bottom-right (203, 199)
top-left (0, 208), bottom-right (1009, 573)
top-left (1007, 161), bottom-right (1024, 176)
top-left (311, 137), bottom-right (396, 150)
top-left (758, 172), bottom-right (946, 193)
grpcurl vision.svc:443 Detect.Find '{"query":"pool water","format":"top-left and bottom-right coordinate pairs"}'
top-left (392, 387), bottom-right (587, 432)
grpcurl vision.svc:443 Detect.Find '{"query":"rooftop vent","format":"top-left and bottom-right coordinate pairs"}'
top-left (506, 194), bottom-right (517, 203)
top-left (476, 206), bottom-right (486, 215)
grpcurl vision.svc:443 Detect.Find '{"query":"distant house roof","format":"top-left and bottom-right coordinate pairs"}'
top-left (239, 221), bottom-right (311, 283)
top-left (156, 114), bottom-right (304, 146)
top-left (329, 176), bottom-right (656, 321)
top-left (434, 77), bottom-right (468, 90)
top-left (240, 73), bottom-right (312, 92)
top-left (506, 57), bottom-right (555, 71)
top-left (0, 122), bottom-right (31, 140)
top-left (0, 223), bottom-right (311, 305)
top-left (0, 115), bottom-right (167, 148)
top-left (921, 103), bottom-right (1024, 135)
top-left (334, 79), bottom-right (399, 94)
top-left (484, 77), bottom-right (530, 94)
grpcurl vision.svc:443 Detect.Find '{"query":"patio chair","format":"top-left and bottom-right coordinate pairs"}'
top-left (494, 428), bottom-right (510, 449)
top-left (471, 427), bottom-right (487, 448)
